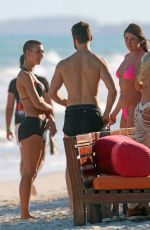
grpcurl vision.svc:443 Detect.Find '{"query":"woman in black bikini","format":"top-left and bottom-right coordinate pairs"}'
top-left (17, 40), bottom-right (57, 220)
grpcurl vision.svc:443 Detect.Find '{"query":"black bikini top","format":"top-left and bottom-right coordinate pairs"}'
top-left (20, 67), bottom-right (44, 100)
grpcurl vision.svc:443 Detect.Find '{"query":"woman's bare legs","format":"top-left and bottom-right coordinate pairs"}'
top-left (20, 146), bottom-right (38, 196)
top-left (20, 147), bottom-right (24, 176)
top-left (120, 114), bottom-right (127, 128)
top-left (120, 106), bottom-right (135, 129)
top-left (31, 142), bottom-right (46, 195)
top-left (30, 143), bottom-right (46, 196)
top-left (127, 105), bottom-right (135, 128)
top-left (19, 135), bottom-right (43, 220)
top-left (36, 142), bottom-right (46, 174)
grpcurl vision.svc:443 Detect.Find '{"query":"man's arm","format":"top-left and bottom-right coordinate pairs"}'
top-left (100, 59), bottom-right (117, 124)
top-left (5, 92), bottom-right (15, 140)
top-left (49, 62), bottom-right (67, 107)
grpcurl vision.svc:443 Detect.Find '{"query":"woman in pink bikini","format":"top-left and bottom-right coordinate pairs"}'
top-left (110, 24), bottom-right (149, 217)
top-left (110, 23), bottom-right (148, 128)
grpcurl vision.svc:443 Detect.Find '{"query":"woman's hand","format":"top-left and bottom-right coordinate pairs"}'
top-left (109, 112), bottom-right (117, 126)
top-left (45, 115), bottom-right (57, 137)
top-left (6, 129), bottom-right (14, 141)
top-left (135, 80), bottom-right (143, 92)
top-left (102, 112), bottom-right (110, 126)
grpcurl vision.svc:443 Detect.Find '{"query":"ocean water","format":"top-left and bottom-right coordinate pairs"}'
top-left (0, 34), bottom-right (125, 181)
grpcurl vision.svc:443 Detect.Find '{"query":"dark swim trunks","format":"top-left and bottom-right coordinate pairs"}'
top-left (63, 104), bottom-right (105, 136)
top-left (18, 117), bottom-right (46, 142)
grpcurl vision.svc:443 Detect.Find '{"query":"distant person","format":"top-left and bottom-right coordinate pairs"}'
top-left (110, 23), bottom-right (148, 128)
top-left (49, 21), bottom-right (116, 207)
top-left (16, 40), bottom-right (57, 220)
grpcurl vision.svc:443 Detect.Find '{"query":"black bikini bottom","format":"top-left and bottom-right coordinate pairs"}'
top-left (18, 117), bottom-right (46, 142)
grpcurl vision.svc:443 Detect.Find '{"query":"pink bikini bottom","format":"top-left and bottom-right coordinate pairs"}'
top-left (122, 108), bottom-right (129, 120)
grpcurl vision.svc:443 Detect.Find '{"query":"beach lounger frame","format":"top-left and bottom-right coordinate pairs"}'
top-left (64, 127), bottom-right (150, 226)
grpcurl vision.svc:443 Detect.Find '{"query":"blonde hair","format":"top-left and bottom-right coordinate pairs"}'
top-left (138, 52), bottom-right (150, 83)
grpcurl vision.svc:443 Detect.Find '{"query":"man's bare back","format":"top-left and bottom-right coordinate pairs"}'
top-left (50, 21), bottom-right (116, 128)
top-left (50, 48), bottom-right (116, 123)
top-left (50, 22), bottom-right (116, 210)
top-left (59, 49), bottom-right (115, 106)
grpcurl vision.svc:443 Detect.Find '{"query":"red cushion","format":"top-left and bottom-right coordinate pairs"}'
top-left (95, 135), bottom-right (134, 174)
top-left (111, 141), bottom-right (150, 177)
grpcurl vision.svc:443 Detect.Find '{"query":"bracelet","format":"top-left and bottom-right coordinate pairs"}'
top-left (6, 127), bottom-right (11, 132)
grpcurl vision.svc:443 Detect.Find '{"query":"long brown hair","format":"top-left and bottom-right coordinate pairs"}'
top-left (124, 23), bottom-right (148, 52)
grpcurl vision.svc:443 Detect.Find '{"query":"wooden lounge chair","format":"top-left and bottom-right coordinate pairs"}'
top-left (63, 127), bottom-right (150, 226)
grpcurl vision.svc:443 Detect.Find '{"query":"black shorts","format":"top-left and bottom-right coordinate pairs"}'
top-left (63, 104), bottom-right (105, 136)
top-left (18, 117), bottom-right (47, 142)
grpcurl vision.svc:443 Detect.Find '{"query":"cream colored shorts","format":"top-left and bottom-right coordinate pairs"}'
top-left (15, 123), bottom-right (21, 145)
top-left (134, 102), bottom-right (150, 147)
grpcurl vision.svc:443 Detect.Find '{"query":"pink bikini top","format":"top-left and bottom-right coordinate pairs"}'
top-left (116, 64), bottom-right (135, 80)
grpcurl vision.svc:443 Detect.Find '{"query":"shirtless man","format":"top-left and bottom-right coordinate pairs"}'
top-left (50, 21), bottom-right (116, 134)
top-left (49, 21), bottom-right (116, 208)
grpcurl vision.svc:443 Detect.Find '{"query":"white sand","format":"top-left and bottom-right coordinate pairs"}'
top-left (0, 171), bottom-right (150, 230)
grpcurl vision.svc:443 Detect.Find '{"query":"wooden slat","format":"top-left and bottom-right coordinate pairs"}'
top-left (80, 155), bottom-right (97, 192)
top-left (79, 145), bottom-right (93, 155)
top-left (76, 133), bottom-right (95, 144)
top-left (74, 127), bottom-right (135, 146)
top-left (98, 127), bottom-right (135, 137)
top-left (81, 164), bottom-right (95, 171)
top-left (82, 192), bottom-right (150, 204)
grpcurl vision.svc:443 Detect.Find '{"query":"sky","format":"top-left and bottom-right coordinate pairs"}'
top-left (1, 0), bottom-right (150, 25)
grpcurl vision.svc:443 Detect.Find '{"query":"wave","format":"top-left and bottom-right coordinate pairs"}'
top-left (0, 51), bottom-right (124, 75)
top-left (0, 51), bottom-right (123, 124)
top-left (45, 50), bottom-right (61, 65)
top-left (105, 53), bottom-right (124, 73)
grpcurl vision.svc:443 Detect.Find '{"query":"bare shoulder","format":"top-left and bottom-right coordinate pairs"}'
top-left (55, 54), bottom-right (75, 70)
top-left (55, 59), bottom-right (67, 70)
top-left (62, 53), bottom-right (75, 63)
top-left (17, 70), bottom-right (32, 85)
top-left (92, 52), bottom-right (110, 69)
top-left (91, 52), bottom-right (105, 63)
top-left (124, 53), bottom-right (130, 59)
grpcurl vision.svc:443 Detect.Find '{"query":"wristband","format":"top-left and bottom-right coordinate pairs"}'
top-left (6, 127), bottom-right (11, 132)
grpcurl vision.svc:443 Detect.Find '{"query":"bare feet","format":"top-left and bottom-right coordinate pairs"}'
top-left (31, 184), bottom-right (37, 196)
top-left (21, 213), bottom-right (34, 220)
